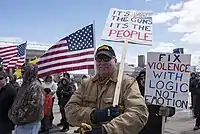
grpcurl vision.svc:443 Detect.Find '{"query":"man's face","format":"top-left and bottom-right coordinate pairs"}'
top-left (46, 77), bottom-right (52, 83)
top-left (140, 74), bottom-right (145, 87)
top-left (63, 73), bottom-right (70, 80)
top-left (95, 54), bottom-right (117, 77)
top-left (191, 74), bottom-right (196, 79)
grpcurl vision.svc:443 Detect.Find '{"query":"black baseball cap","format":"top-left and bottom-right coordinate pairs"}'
top-left (95, 45), bottom-right (116, 58)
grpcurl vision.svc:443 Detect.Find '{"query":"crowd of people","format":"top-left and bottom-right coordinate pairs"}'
top-left (0, 44), bottom-right (199, 134)
top-left (0, 63), bottom-right (78, 134)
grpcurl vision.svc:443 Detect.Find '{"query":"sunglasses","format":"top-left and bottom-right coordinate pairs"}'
top-left (95, 55), bottom-right (112, 62)
top-left (140, 77), bottom-right (145, 80)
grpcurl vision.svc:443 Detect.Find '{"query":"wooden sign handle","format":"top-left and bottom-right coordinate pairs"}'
top-left (113, 40), bottom-right (129, 107)
top-left (161, 116), bottom-right (166, 134)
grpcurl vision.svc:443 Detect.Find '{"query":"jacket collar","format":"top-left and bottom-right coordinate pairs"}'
top-left (92, 70), bottom-right (118, 83)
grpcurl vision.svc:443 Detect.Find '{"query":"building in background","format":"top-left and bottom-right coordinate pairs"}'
top-left (190, 66), bottom-right (197, 72)
top-left (173, 48), bottom-right (184, 54)
top-left (138, 55), bottom-right (145, 68)
top-left (124, 63), bottom-right (135, 75)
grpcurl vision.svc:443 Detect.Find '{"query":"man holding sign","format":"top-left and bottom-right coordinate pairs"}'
top-left (136, 70), bottom-right (175, 134)
top-left (65, 45), bottom-right (148, 134)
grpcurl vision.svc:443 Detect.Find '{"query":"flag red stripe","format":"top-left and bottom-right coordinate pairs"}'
top-left (41, 49), bottom-right (69, 58)
top-left (0, 48), bottom-right (16, 54)
top-left (1, 52), bottom-right (17, 58)
top-left (38, 65), bottom-right (94, 78)
top-left (38, 51), bottom-right (94, 64)
top-left (49, 43), bottom-right (67, 50)
top-left (38, 58), bottom-right (94, 71)
top-left (0, 45), bottom-right (15, 50)
top-left (3, 55), bottom-right (17, 61)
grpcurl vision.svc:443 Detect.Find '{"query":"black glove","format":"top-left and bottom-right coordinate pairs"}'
top-left (159, 106), bottom-right (175, 117)
top-left (84, 126), bottom-right (107, 134)
top-left (90, 105), bottom-right (123, 124)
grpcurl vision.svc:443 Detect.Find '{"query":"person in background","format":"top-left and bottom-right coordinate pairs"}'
top-left (9, 75), bottom-right (20, 92)
top-left (43, 75), bottom-right (57, 127)
top-left (74, 74), bottom-right (89, 133)
top-left (65, 44), bottom-right (148, 134)
top-left (192, 76), bottom-right (200, 130)
top-left (57, 72), bottom-right (71, 127)
top-left (0, 60), bottom-right (3, 71)
top-left (0, 71), bottom-right (16, 134)
top-left (136, 70), bottom-right (175, 134)
top-left (63, 72), bottom-right (76, 92)
top-left (56, 77), bottom-right (73, 132)
top-left (8, 63), bottom-right (43, 134)
top-left (63, 72), bottom-right (70, 79)
top-left (81, 75), bottom-right (88, 82)
top-left (189, 72), bottom-right (199, 117)
top-left (71, 79), bottom-right (78, 91)
top-left (39, 88), bottom-right (53, 134)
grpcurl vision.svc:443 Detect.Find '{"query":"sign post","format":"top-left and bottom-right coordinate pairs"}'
top-left (161, 116), bottom-right (166, 134)
top-left (113, 40), bottom-right (129, 106)
top-left (101, 8), bottom-right (153, 106)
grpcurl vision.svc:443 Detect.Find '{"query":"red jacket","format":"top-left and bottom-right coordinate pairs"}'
top-left (44, 94), bottom-right (53, 116)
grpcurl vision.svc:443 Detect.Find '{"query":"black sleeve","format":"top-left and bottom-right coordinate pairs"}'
top-left (7, 85), bottom-right (17, 113)
top-left (56, 86), bottom-right (62, 98)
top-left (62, 86), bottom-right (73, 97)
top-left (8, 84), bottom-right (17, 100)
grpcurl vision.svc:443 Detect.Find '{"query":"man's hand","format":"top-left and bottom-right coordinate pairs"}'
top-left (145, 101), bottom-right (151, 106)
top-left (159, 106), bottom-right (170, 117)
top-left (90, 105), bottom-right (124, 124)
top-left (81, 125), bottom-right (107, 134)
top-left (80, 123), bottom-right (92, 134)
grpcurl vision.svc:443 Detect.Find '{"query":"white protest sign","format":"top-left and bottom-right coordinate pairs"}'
top-left (145, 52), bottom-right (191, 109)
top-left (101, 8), bottom-right (153, 45)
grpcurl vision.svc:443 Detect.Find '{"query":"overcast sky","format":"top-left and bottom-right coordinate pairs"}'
top-left (0, 0), bottom-right (199, 71)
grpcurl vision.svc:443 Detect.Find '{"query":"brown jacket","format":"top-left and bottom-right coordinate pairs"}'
top-left (65, 71), bottom-right (149, 134)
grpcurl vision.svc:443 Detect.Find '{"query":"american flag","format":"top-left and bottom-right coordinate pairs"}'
top-left (37, 24), bottom-right (95, 78)
top-left (0, 42), bottom-right (27, 70)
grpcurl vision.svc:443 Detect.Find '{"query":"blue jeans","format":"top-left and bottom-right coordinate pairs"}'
top-left (14, 121), bottom-right (41, 134)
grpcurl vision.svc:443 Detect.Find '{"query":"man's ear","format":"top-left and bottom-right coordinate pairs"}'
top-left (114, 57), bottom-right (117, 63)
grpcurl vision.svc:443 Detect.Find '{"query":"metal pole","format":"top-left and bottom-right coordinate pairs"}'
top-left (88, 21), bottom-right (96, 76)
top-left (0, 40), bottom-right (51, 46)
top-left (92, 20), bottom-right (97, 75)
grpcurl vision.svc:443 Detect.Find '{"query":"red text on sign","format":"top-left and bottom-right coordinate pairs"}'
top-left (108, 29), bottom-right (152, 41)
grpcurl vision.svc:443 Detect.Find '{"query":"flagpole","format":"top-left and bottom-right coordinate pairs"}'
top-left (91, 20), bottom-right (97, 75)
top-left (24, 41), bottom-right (27, 64)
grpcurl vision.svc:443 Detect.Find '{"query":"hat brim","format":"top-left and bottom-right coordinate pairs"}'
top-left (96, 51), bottom-right (113, 58)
